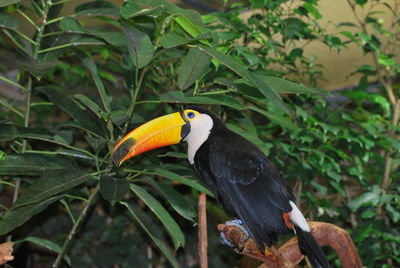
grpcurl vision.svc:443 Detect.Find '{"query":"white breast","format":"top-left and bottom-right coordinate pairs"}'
top-left (184, 114), bottom-right (213, 164)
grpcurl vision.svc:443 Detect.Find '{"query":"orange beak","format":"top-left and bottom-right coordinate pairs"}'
top-left (112, 112), bottom-right (190, 166)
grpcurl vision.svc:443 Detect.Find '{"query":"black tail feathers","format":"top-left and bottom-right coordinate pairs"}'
top-left (294, 225), bottom-right (331, 268)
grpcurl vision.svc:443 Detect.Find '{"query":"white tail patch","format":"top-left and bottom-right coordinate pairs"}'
top-left (289, 201), bottom-right (311, 232)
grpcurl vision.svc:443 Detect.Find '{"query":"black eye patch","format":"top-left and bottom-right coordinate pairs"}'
top-left (112, 138), bottom-right (135, 166)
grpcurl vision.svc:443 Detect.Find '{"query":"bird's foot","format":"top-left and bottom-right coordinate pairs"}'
top-left (219, 219), bottom-right (250, 249)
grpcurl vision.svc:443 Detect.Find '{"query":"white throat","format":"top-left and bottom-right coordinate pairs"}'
top-left (184, 114), bottom-right (213, 164)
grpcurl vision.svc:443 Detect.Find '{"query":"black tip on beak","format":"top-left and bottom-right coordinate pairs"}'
top-left (112, 138), bottom-right (136, 167)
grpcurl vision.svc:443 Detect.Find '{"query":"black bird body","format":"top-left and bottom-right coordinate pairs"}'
top-left (112, 107), bottom-right (330, 268)
top-left (192, 113), bottom-right (294, 247)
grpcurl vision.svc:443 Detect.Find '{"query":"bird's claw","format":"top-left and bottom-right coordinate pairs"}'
top-left (220, 219), bottom-right (250, 249)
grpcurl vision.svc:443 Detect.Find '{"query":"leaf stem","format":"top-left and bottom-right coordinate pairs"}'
top-left (14, 30), bottom-right (37, 45)
top-left (33, 0), bottom-right (53, 58)
top-left (51, 0), bottom-right (74, 5)
top-left (38, 43), bottom-right (72, 54)
top-left (123, 67), bottom-right (148, 135)
top-left (7, 77), bottom-right (32, 243)
top-left (0, 99), bottom-right (24, 118)
top-left (46, 16), bottom-right (65, 25)
top-left (0, 74), bottom-right (28, 92)
top-left (13, 78), bottom-right (32, 197)
top-left (2, 29), bottom-right (29, 54)
top-left (52, 186), bottom-right (99, 268)
top-left (17, 9), bottom-right (39, 30)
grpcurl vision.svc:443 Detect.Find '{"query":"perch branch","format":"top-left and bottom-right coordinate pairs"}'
top-left (217, 221), bottom-right (362, 268)
top-left (198, 192), bottom-right (208, 268)
top-left (0, 242), bottom-right (14, 265)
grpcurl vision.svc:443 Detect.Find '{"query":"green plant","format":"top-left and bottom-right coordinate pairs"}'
top-left (0, 0), bottom-right (398, 267)
top-left (0, 0), bottom-right (320, 267)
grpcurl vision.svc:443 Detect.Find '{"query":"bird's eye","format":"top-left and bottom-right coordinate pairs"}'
top-left (186, 112), bottom-right (195, 119)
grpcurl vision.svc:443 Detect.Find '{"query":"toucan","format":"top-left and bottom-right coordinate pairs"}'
top-left (112, 107), bottom-right (330, 268)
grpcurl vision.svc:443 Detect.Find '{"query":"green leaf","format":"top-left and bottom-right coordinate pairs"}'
top-left (361, 210), bottom-right (376, 219)
top-left (59, 17), bottom-right (85, 33)
top-left (40, 34), bottom-right (105, 54)
top-left (109, 110), bottom-right (128, 126)
top-left (178, 48), bottom-right (211, 90)
top-left (122, 202), bottom-right (179, 268)
top-left (74, 1), bottom-right (120, 17)
top-left (16, 54), bottom-right (58, 78)
top-left (153, 167), bottom-right (214, 197)
top-left (226, 123), bottom-right (272, 156)
top-left (160, 91), bottom-right (244, 110)
top-left (348, 185), bottom-right (381, 212)
top-left (130, 184), bottom-right (185, 249)
top-left (0, 154), bottom-right (76, 175)
top-left (64, 35), bottom-right (105, 47)
top-left (123, 26), bottom-right (154, 69)
top-left (0, 124), bottom-right (93, 159)
top-left (146, 178), bottom-right (195, 222)
top-left (340, 31), bottom-right (359, 44)
top-left (378, 53), bottom-right (395, 67)
top-left (120, 1), bottom-right (165, 19)
top-left (39, 87), bottom-right (108, 137)
top-left (355, 0), bottom-right (367, 6)
top-left (15, 170), bottom-right (91, 207)
top-left (0, 0), bottom-right (19, 7)
top-left (74, 94), bottom-right (105, 119)
top-left (303, 2), bottom-right (322, 19)
top-left (248, 106), bottom-right (298, 131)
top-left (19, 237), bottom-right (71, 266)
top-left (159, 33), bottom-right (188, 48)
top-left (100, 176), bottom-right (129, 204)
top-left (256, 75), bottom-right (321, 94)
top-left (78, 52), bottom-right (112, 113)
top-left (87, 28), bottom-right (125, 47)
top-left (0, 195), bottom-right (62, 235)
top-left (174, 16), bottom-right (208, 45)
top-left (56, 149), bottom-right (93, 160)
top-left (354, 223), bottom-right (373, 244)
top-left (199, 46), bottom-right (287, 114)
top-left (132, 0), bottom-right (203, 26)
top-left (0, 123), bottom-right (53, 142)
top-left (0, 13), bottom-right (19, 29)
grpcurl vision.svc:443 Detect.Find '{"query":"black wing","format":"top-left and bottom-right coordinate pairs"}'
top-left (193, 130), bottom-right (294, 248)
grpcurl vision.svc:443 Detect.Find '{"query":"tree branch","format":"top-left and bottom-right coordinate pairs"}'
top-left (218, 221), bottom-right (362, 268)
top-left (0, 242), bottom-right (14, 265)
top-left (198, 192), bottom-right (208, 268)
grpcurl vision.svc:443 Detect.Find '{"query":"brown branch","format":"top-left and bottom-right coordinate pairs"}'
top-left (198, 192), bottom-right (208, 268)
top-left (218, 221), bottom-right (362, 268)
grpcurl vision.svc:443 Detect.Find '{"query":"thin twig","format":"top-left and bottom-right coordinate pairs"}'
top-left (0, 99), bottom-right (24, 118)
top-left (198, 192), bottom-right (208, 268)
top-left (52, 186), bottom-right (99, 268)
top-left (381, 99), bottom-right (400, 193)
top-left (7, 77), bottom-right (32, 243)
top-left (122, 67), bottom-right (148, 135)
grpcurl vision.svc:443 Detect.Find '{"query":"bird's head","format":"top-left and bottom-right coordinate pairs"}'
top-left (112, 107), bottom-right (216, 166)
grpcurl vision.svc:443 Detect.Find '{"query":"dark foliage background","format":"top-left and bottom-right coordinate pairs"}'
top-left (0, 0), bottom-right (399, 267)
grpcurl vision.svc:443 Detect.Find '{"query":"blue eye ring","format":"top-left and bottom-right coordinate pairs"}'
top-left (187, 111), bottom-right (195, 119)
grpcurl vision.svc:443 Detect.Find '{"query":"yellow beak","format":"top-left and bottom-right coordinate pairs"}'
top-left (112, 112), bottom-right (189, 166)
